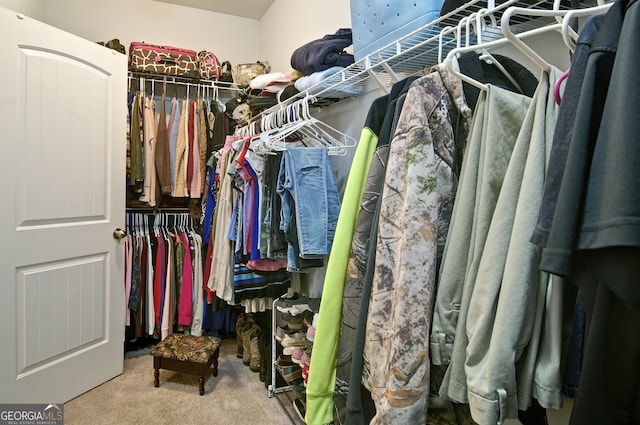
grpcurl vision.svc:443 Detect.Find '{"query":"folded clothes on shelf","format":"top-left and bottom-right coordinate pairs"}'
top-left (290, 28), bottom-right (355, 76)
top-left (294, 66), bottom-right (364, 98)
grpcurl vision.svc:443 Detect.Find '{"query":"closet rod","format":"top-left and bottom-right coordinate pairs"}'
top-left (126, 207), bottom-right (191, 214)
top-left (127, 72), bottom-right (238, 91)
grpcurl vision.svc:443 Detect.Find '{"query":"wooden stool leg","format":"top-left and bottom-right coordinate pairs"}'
top-left (212, 349), bottom-right (219, 377)
top-left (199, 375), bottom-right (205, 395)
top-left (154, 368), bottom-right (160, 388)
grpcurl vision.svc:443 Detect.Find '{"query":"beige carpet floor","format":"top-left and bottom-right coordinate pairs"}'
top-left (64, 338), bottom-right (303, 425)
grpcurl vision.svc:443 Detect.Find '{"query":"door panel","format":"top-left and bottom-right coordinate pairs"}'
top-left (18, 47), bottom-right (110, 225)
top-left (16, 255), bottom-right (107, 378)
top-left (0, 7), bottom-right (126, 403)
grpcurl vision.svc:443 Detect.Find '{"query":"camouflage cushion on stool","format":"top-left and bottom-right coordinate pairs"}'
top-left (150, 333), bottom-right (221, 364)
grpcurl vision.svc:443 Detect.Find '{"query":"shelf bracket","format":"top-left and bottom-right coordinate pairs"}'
top-left (367, 68), bottom-right (391, 93)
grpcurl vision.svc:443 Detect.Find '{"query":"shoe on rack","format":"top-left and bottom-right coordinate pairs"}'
top-left (276, 293), bottom-right (310, 314)
top-left (291, 347), bottom-right (311, 365)
top-left (277, 354), bottom-right (295, 367)
top-left (293, 398), bottom-right (306, 422)
top-left (302, 363), bottom-right (310, 387)
top-left (307, 298), bottom-right (320, 313)
top-left (291, 347), bottom-right (305, 365)
top-left (283, 344), bottom-right (310, 356)
top-left (275, 324), bottom-right (299, 341)
top-left (290, 381), bottom-right (306, 400)
top-left (281, 332), bottom-right (311, 348)
top-left (301, 310), bottom-right (315, 326)
top-left (288, 302), bottom-right (314, 316)
top-left (288, 297), bottom-right (321, 316)
top-left (299, 350), bottom-right (311, 369)
top-left (306, 313), bottom-right (318, 342)
top-left (284, 314), bottom-right (305, 331)
top-left (276, 361), bottom-right (302, 384)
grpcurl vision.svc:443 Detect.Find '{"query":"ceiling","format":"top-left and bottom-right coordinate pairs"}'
top-left (154, 0), bottom-right (275, 20)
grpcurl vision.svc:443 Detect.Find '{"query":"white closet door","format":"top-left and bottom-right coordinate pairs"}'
top-left (0, 7), bottom-right (127, 403)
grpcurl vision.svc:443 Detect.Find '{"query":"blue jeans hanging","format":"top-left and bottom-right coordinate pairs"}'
top-left (277, 147), bottom-right (340, 270)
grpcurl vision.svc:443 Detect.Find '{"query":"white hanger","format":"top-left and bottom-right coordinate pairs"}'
top-left (473, 8), bottom-right (499, 46)
top-left (478, 49), bottom-right (524, 94)
top-left (561, 2), bottom-right (612, 52)
top-left (456, 16), bottom-right (471, 49)
top-left (500, 7), bottom-right (578, 72)
top-left (214, 86), bottom-right (226, 113)
top-left (446, 18), bottom-right (564, 90)
top-left (259, 96), bottom-right (355, 155)
top-left (438, 25), bottom-right (458, 64)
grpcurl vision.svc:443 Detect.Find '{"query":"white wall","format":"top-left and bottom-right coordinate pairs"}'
top-left (0, 0), bottom-right (45, 21)
top-left (260, 0), bottom-right (352, 74)
top-left (260, 0), bottom-right (379, 145)
top-left (43, 0), bottom-right (260, 67)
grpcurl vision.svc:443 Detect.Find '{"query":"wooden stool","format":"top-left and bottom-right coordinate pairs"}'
top-left (149, 333), bottom-right (221, 395)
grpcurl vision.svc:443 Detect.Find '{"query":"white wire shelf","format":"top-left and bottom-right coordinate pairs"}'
top-left (241, 0), bottom-right (595, 128)
top-left (127, 70), bottom-right (242, 100)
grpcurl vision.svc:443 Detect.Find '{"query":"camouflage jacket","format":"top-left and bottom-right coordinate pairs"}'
top-left (362, 59), bottom-right (473, 424)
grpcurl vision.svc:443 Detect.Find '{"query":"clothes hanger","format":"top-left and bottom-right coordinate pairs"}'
top-left (446, 7), bottom-right (567, 91)
top-left (214, 86), bottom-right (226, 113)
top-left (478, 49), bottom-right (524, 94)
top-left (139, 214), bottom-right (144, 236)
top-left (259, 99), bottom-right (311, 148)
top-left (133, 213), bottom-right (139, 236)
top-left (139, 77), bottom-right (146, 98)
top-left (553, 67), bottom-right (571, 104)
top-left (500, 7), bottom-right (580, 72)
top-left (266, 97), bottom-right (355, 155)
top-left (553, 2), bottom-right (612, 104)
top-left (561, 2), bottom-right (612, 53)
top-left (456, 16), bottom-right (471, 49)
top-left (438, 26), bottom-right (457, 64)
top-left (469, 8), bottom-right (524, 93)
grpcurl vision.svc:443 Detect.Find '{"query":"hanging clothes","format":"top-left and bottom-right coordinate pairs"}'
top-left (450, 67), bottom-right (563, 425)
top-left (207, 136), bottom-right (242, 304)
top-left (304, 104), bottom-right (378, 425)
top-left (145, 225), bottom-right (156, 336)
top-left (126, 92), bottom-right (134, 187)
top-left (276, 146), bottom-right (341, 271)
top-left (431, 85), bottom-right (529, 374)
top-left (198, 99), bottom-right (209, 196)
top-left (342, 76), bottom-right (419, 425)
top-left (168, 97), bottom-right (180, 194)
top-left (173, 99), bottom-right (189, 197)
top-left (190, 233), bottom-right (205, 336)
top-left (186, 98), bottom-right (198, 197)
top-left (361, 60), bottom-right (473, 425)
top-left (129, 95), bottom-right (144, 192)
top-left (125, 212), bottom-right (210, 341)
top-left (189, 102), bottom-right (202, 199)
top-left (139, 97), bottom-right (157, 206)
top-left (535, 0), bottom-right (640, 422)
top-left (156, 92), bottom-right (172, 195)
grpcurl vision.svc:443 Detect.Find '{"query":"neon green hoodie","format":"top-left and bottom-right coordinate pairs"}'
top-left (305, 126), bottom-right (378, 425)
